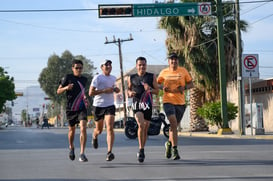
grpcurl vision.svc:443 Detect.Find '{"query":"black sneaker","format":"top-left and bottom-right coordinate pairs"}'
top-left (106, 152), bottom-right (115, 161)
top-left (69, 148), bottom-right (75, 161)
top-left (92, 138), bottom-right (98, 149)
top-left (172, 148), bottom-right (181, 160)
top-left (137, 150), bottom-right (145, 163)
top-left (79, 154), bottom-right (88, 162)
top-left (165, 141), bottom-right (172, 159)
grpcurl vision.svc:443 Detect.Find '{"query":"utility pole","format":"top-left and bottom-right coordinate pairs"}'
top-left (105, 34), bottom-right (133, 122)
top-left (235, 0), bottom-right (245, 135)
top-left (216, 0), bottom-right (232, 134)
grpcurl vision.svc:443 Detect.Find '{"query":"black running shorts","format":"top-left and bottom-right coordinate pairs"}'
top-left (163, 103), bottom-right (186, 123)
top-left (66, 109), bottom-right (87, 127)
top-left (93, 105), bottom-right (116, 122)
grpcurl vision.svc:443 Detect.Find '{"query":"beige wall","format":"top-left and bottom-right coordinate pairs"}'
top-left (227, 82), bottom-right (239, 131)
top-left (227, 82), bottom-right (273, 133)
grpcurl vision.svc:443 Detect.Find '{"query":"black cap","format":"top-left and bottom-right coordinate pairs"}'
top-left (168, 52), bottom-right (178, 59)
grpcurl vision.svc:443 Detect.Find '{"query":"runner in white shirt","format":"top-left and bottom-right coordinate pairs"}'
top-left (89, 59), bottom-right (120, 161)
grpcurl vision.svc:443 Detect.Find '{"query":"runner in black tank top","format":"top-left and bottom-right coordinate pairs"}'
top-left (127, 56), bottom-right (159, 163)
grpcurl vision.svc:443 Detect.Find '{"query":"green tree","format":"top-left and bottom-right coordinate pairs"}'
top-left (0, 67), bottom-right (16, 113)
top-left (159, 0), bottom-right (248, 131)
top-left (38, 50), bottom-right (96, 118)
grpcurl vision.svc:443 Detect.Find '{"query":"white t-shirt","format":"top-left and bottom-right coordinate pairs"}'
top-left (91, 74), bottom-right (116, 107)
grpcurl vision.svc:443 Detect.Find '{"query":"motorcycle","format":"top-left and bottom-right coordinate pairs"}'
top-left (125, 113), bottom-right (170, 139)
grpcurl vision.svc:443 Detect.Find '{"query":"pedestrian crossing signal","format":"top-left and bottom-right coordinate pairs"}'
top-left (98, 5), bottom-right (133, 18)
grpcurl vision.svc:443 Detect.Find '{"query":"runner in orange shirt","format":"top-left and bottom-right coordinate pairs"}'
top-left (157, 53), bottom-right (194, 160)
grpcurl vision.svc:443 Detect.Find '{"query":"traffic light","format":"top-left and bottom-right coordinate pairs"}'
top-left (98, 5), bottom-right (133, 18)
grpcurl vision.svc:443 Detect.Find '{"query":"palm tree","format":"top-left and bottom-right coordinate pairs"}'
top-left (159, 0), bottom-right (248, 131)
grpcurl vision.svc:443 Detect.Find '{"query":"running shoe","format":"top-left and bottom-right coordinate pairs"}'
top-left (165, 141), bottom-right (172, 159)
top-left (106, 152), bottom-right (115, 161)
top-left (79, 154), bottom-right (88, 162)
top-left (92, 137), bottom-right (98, 149)
top-left (172, 148), bottom-right (181, 160)
top-left (137, 150), bottom-right (145, 163)
top-left (69, 148), bottom-right (75, 161)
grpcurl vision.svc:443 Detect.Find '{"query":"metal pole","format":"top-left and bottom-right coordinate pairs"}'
top-left (235, 0), bottom-right (245, 135)
top-left (216, 0), bottom-right (229, 128)
top-left (117, 38), bottom-right (128, 122)
top-left (105, 34), bottom-right (133, 123)
top-left (249, 73), bottom-right (253, 135)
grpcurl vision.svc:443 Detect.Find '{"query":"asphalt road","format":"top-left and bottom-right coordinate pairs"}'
top-left (0, 126), bottom-right (273, 181)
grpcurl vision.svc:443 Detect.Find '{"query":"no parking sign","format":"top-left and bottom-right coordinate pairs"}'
top-left (242, 54), bottom-right (259, 78)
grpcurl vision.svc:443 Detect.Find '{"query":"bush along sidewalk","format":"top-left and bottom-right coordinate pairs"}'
top-left (197, 101), bottom-right (238, 134)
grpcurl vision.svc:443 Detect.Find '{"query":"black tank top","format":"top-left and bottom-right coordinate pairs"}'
top-left (130, 72), bottom-right (154, 100)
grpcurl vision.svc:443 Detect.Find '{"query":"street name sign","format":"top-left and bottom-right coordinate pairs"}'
top-left (98, 2), bottom-right (211, 18)
top-left (242, 54), bottom-right (259, 78)
top-left (133, 2), bottom-right (211, 17)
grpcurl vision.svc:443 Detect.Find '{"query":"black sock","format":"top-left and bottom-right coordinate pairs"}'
top-left (173, 146), bottom-right (177, 149)
top-left (139, 148), bottom-right (144, 153)
top-left (107, 151), bottom-right (111, 154)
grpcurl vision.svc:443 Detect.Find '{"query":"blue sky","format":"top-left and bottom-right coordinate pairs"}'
top-left (1, 0), bottom-right (273, 90)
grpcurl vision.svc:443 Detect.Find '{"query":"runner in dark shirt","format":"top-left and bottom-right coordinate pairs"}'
top-left (61, 74), bottom-right (88, 112)
top-left (57, 59), bottom-right (89, 162)
top-left (127, 56), bottom-right (159, 163)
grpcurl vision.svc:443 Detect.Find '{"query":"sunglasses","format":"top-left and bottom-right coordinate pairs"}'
top-left (104, 63), bottom-right (112, 66)
top-left (74, 67), bottom-right (83, 70)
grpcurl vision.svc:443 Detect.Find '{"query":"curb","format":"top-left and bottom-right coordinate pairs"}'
top-left (178, 131), bottom-right (273, 140)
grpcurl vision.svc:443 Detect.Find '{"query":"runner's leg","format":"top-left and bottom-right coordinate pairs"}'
top-left (135, 112), bottom-right (146, 149)
top-left (68, 126), bottom-right (76, 149)
top-left (79, 120), bottom-right (87, 154)
top-left (105, 114), bottom-right (115, 152)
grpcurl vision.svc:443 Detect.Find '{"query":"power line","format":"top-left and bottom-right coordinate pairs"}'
top-left (1, 1), bottom-right (272, 65)
top-left (0, 1), bottom-right (272, 34)
top-left (0, 8), bottom-right (97, 13)
top-left (1, 1), bottom-right (273, 13)
top-left (240, 1), bottom-right (269, 15)
top-left (251, 13), bottom-right (273, 24)
top-left (0, 17), bottom-right (161, 34)
top-left (239, 0), bottom-right (273, 5)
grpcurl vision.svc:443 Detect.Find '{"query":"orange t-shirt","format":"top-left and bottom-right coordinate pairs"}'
top-left (157, 67), bottom-right (192, 105)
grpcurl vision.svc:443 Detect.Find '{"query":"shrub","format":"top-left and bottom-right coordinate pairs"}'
top-left (197, 101), bottom-right (238, 128)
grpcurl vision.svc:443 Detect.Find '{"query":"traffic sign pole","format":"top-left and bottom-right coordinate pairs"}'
top-left (216, 0), bottom-right (231, 134)
top-left (249, 73), bottom-right (253, 136)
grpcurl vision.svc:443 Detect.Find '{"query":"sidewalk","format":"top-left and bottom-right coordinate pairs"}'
top-left (178, 130), bottom-right (273, 140)
top-left (113, 127), bottom-right (273, 140)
